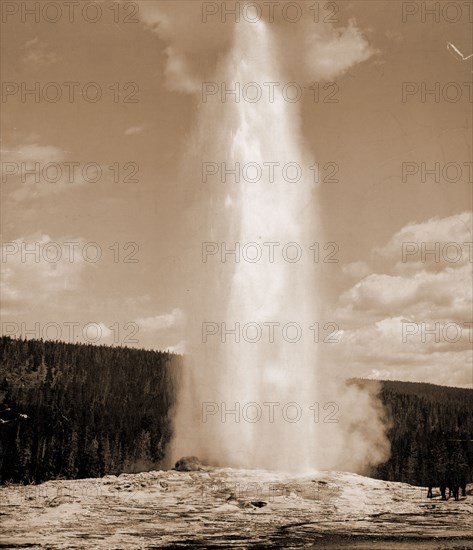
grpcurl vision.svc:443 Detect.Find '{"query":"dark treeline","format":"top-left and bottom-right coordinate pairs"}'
top-left (0, 336), bottom-right (181, 484)
top-left (351, 379), bottom-right (473, 487)
top-left (1, 338), bottom-right (472, 487)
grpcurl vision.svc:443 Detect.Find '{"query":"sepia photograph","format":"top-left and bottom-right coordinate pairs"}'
top-left (0, 1), bottom-right (472, 548)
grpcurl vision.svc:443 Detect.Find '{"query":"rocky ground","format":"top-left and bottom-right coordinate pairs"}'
top-left (1, 468), bottom-right (472, 549)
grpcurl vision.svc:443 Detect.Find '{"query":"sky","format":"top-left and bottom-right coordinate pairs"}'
top-left (1, 0), bottom-right (472, 388)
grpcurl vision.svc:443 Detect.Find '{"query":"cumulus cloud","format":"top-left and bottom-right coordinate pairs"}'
top-left (138, 1), bottom-right (376, 91)
top-left (288, 18), bottom-right (376, 81)
top-left (1, 141), bottom-right (112, 202)
top-left (165, 340), bottom-right (186, 354)
top-left (342, 260), bottom-right (373, 279)
top-left (338, 212), bottom-right (472, 320)
top-left (94, 323), bottom-right (113, 340)
top-left (1, 142), bottom-right (67, 203)
top-left (325, 312), bottom-right (472, 387)
top-left (134, 308), bottom-right (185, 332)
top-left (339, 264), bottom-right (471, 321)
top-left (22, 39), bottom-right (61, 67)
top-left (1, 233), bottom-right (89, 315)
top-left (124, 294), bottom-right (151, 308)
top-left (1, 143), bottom-right (65, 165)
top-left (330, 211), bottom-right (472, 387)
top-left (375, 211), bottom-right (472, 273)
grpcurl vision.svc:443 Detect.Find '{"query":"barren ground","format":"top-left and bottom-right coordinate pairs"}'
top-left (1, 468), bottom-right (472, 549)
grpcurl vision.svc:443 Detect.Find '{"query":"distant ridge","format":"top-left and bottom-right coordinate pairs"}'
top-left (349, 377), bottom-right (473, 394)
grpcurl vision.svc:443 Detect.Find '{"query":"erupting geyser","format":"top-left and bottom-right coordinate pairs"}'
top-left (170, 19), bottom-right (319, 471)
top-left (171, 18), bottom-right (389, 474)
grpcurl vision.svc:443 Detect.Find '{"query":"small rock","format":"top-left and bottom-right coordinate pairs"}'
top-left (48, 495), bottom-right (74, 507)
top-left (250, 500), bottom-right (268, 508)
top-left (174, 456), bottom-right (202, 472)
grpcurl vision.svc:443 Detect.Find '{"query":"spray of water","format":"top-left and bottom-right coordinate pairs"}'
top-left (171, 19), bottom-right (389, 473)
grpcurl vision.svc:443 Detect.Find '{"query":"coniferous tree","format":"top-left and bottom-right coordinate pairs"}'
top-left (0, 336), bottom-right (181, 483)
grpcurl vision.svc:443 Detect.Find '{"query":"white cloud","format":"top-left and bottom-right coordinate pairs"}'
top-left (134, 308), bottom-right (185, 332)
top-left (339, 264), bottom-right (471, 321)
top-left (165, 340), bottom-right (186, 354)
top-left (330, 212), bottom-right (473, 387)
top-left (1, 233), bottom-right (89, 315)
top-left (325, 317), bottom-right (472, 387)
top-left (22, 40), bottom-right (61, 67)
top-left (1, 141), bottom-right (112, 202)
top-left (138, 2), bottom-right (376, 92)
top-left (96, 323), bottom-right (112, 340)
top-left (24, 37), bottom-right (39, 48)
top-left (124, 294), bottom-right (151, 308)
top-left (124, 125), bottom-right (146, 136)
top-left (342, 260), bottom-right (371, 279)
top-left (1, 143), bottom-right (65, 164)
top-left (298, 18), bottom-right (377, 81)
top-left (376, 211), bottom-right (472, 273)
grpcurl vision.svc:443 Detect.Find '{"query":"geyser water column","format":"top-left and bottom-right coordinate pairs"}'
top-left (172, 18), bottom-right (321, 471)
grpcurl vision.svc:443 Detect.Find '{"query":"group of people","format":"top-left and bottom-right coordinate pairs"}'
top-left (427, 478), bottom-right (468, 501)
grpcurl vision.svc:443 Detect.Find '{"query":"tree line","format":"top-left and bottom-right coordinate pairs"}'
top-left (352, 379), bottom-right (473, 488)
top-left (0, 336), bottom-right (181, 483)
top-left (1, 337), bottom-right (472, 487)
